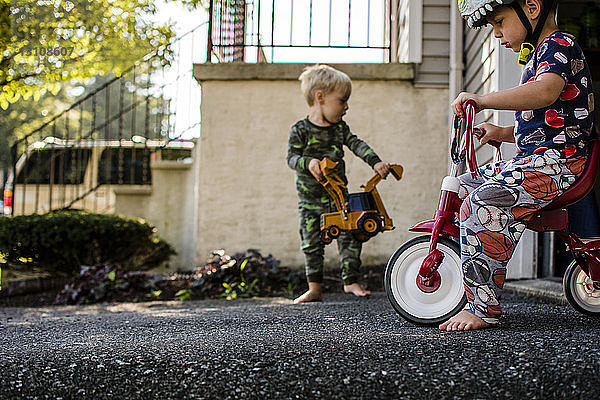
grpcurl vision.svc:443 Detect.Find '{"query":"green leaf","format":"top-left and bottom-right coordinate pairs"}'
top-left (106, 270), bottom-right (116, 281)
top-left (175, 289), bottom-right (192, 301)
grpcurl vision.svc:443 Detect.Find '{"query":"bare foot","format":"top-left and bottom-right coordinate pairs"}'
top-left (343, 283), bottom-right (371, 297)
top-left (439, 310), bottom-right (491, 331)
top-left (293, 282), bottom-right (323, 304)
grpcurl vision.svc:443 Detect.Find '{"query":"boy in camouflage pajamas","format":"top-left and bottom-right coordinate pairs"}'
top-left (286, 64), bottom-right (391, 303)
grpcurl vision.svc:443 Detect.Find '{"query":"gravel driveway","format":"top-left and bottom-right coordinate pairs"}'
top-left (1, 292), bottom-right (599, 399)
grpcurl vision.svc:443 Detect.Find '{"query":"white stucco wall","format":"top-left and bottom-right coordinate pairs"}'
top-left (193, 63), bottom-right (450, 270)
top-left (114, 161), bottom-right (196, 270)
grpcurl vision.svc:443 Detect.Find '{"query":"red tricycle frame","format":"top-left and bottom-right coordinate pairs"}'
top-left (385, 100), bottom-right (600, 325)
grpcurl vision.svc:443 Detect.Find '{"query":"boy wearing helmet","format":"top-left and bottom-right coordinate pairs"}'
top-left (443, 0), bottom-right (594, 331)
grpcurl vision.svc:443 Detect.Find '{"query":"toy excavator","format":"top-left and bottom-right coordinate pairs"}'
top-left (318, 158), bottom-right (403, 244)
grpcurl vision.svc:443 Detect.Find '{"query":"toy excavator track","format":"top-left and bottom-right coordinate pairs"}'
top-left (318, 158), bottom-right (403, 244)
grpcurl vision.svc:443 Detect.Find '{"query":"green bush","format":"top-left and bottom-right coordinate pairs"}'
top-left (0, 211), bottom-right (175, 276)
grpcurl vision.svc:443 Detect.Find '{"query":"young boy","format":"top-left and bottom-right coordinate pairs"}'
top-left (442, 0), bottom-right (594, 330)
top-left (286, 64), bottom-right (391, 304)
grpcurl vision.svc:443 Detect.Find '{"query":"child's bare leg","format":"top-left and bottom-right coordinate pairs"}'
top-left (293, 282), bottom-right (323, 304)
top-left (343, 283), bottom-right (371, 297)
top-left (439, 310), bottom-right (491, 331)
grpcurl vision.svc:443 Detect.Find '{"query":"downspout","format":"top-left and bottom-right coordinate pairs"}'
top-left (390, 0), bottom-right (399, 62)
top-left (449, 1), bottom-right (463, 104)
top-left (448, 0), bottom-right (464, 172)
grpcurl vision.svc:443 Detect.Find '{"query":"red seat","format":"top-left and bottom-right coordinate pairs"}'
top-left (527, 139), bottom-right (599, 233)
top-left (546, 139), bottom-right (600, 210)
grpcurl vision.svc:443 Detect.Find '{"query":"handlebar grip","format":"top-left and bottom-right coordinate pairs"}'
top-left (473, 127), bottom-right (502, 149)
top-left (462, 99), bottom-right (477, 113)
top-left (488, 140), bottom-right (502, 148)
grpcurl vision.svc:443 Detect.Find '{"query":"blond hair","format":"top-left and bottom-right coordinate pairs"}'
top-left (298, 64), bottom-right (352, 106)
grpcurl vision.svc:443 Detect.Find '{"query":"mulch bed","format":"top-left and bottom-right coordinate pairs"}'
top-left (0, 249), bottom-right (386, 307)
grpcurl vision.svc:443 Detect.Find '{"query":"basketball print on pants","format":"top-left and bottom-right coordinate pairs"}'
top-left (566, 156), bottom-right (587, 175)
top-left (460, 197), bottom-right (473, 223)
top-left (522, 170), bottom-right (559, 200)
top-left (476, 230), bottom-right (514, 262)
top-left (511, 204), bottom-right (540, 221)
top-left (492, 268), bottom-right (507, 289)
top-left (458, 151), bottom-right (588, 324)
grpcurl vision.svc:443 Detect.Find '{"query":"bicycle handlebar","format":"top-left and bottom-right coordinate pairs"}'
top-left (451, 100), bottom-right (502, 178)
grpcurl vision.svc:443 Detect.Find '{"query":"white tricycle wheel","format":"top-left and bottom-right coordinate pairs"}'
top-left (385, 235), bottom-right (466, 326)
top-left (563, 261), bottom-right (600, 316)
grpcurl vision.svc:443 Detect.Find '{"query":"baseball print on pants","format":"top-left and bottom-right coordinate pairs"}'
top-left (458, 149), bottom-right (587, 324)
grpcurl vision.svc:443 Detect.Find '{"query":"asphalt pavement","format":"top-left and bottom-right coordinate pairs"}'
top-left (1, 291), bottom-right (600, 400)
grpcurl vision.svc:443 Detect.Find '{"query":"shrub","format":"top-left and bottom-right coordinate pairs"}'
top-left (54, 265), bottom-right (163, 305)
top-left (0, 211), bottom-right (175, 276)
top-left (188, 249), bottom-right (303, 299)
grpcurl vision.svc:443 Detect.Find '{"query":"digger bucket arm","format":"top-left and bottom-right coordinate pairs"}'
top-left (362, 164), bottom-right (403, 192)
top-left (361, 164), bottom-right (403, 230)
top-left (318, 158), bottom-right (348, 215)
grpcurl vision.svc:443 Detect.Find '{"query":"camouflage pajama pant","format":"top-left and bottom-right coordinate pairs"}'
top-left (298, 199), bottom-right (362, 285)
top-left (458, 149), bottom-right (587, 324)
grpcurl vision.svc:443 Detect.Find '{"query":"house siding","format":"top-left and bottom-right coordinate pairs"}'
top-left (417, 0), bottom-right (451, 87)
top-left (396, 0), bottom-right (451, 87)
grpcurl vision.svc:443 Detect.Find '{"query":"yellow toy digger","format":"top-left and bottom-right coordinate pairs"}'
top-left (318, 158), bottom-right (403, 244)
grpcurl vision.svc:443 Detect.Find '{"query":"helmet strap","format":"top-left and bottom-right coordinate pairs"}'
top-left (511, 0), bottom-right (558, 65)
top-left (511, 3), bottom-right (534, 64)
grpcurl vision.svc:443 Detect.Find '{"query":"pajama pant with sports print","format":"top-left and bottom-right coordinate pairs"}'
top-left (457, 148), bottom-right (588, 324)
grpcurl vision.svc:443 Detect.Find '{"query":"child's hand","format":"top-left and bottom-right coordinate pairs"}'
top-left (452, 92), bottom-right (484, 120)
top-left (373, 161), bottom-right (391, 179)
top-left (475, 123), bottom-right (515, 144)
top-left (308, 158), bottom-right (324, 181)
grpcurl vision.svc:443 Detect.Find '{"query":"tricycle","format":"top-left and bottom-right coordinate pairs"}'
top-left (385, 100), bottom-right (600, 325)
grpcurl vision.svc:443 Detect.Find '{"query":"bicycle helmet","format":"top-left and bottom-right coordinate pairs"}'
top-left (458, 0), bottom-right (558, 64)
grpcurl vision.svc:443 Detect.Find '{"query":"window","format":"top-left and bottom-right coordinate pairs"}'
top-left (16, 148), bottom-right (91, 185)
top-left (98, 148), bottom-right (152, 185)
top-left (347, 192), bottom-right (377, 212)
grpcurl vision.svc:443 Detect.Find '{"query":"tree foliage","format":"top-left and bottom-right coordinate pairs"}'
top-left (0, 0), bottom-right (176, 109)
top-left (0, 76), bottom-right (75, 176)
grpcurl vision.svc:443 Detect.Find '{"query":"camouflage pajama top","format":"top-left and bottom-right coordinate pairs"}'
top-left (286, 118), bottom-right (382, 202)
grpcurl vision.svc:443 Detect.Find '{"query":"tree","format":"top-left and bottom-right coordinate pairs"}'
top-left (0, 0), bottom-right (210, 188)
top-left (0, 0), bottom-right (176, 109)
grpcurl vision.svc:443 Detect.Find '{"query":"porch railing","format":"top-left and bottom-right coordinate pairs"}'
top-left (207, 0), bottom-right (395, 63)
top-left (6, 22), bottom-right (206, 216)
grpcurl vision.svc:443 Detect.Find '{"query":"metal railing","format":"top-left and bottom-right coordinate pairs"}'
top-left (207, 0), bottom-right (394, 63)
top-left (7, 1), bottom-right (397, 216)
top-left (7, 22), bottom-right (206, 216)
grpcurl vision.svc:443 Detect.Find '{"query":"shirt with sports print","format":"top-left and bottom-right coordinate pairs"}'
top-left (516, 31), bottom-right (594, 159)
